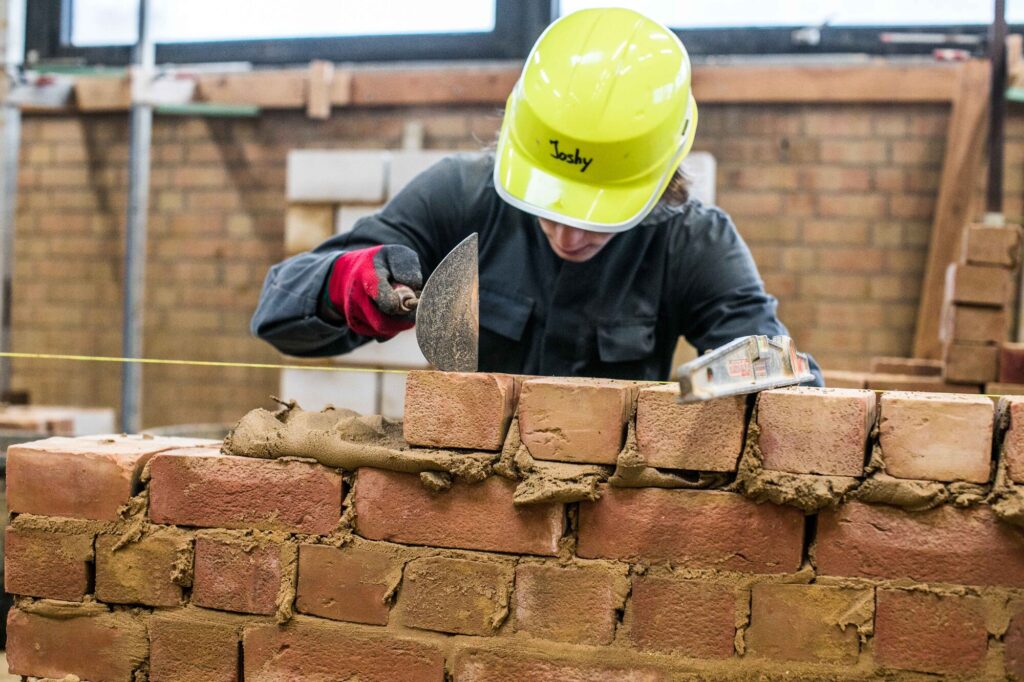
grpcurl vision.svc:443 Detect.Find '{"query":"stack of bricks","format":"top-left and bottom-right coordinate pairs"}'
top-left (940, 222), bottom-right (1022, 387)
top-left (823, 357), bottom-right (975, 392)
top-left (5, 372), bottom-right (1024, 680)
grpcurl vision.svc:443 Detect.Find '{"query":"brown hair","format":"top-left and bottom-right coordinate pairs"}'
top-left (659, 166), bottom-right (691, 207)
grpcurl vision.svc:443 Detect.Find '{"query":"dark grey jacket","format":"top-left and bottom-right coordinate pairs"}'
top-left (252, 153), bottom-right (822, 384)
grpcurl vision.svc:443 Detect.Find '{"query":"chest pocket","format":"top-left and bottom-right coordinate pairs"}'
top-left (597, 317), bottom-right (657, 363)
top-left (480, 286), bottom-right (534, 341)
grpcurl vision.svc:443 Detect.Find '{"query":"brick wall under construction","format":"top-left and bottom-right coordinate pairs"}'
top-left (10, 103), bottom-right (1024, 425)
top-left (4, 375), bottom-right (1024, 679)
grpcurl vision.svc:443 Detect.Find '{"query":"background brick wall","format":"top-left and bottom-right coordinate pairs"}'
top-left (9, 101), bottom-right (1019, 426)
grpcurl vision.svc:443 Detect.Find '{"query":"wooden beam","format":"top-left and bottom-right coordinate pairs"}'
top-left (74, 75), bottom-right (131, 112)
top-left (195, 70), bottom-right (306, 108)
top-left (306, 60), bottom-right (334, 119)
top-left (913, 60), bottom-right (991, 360)
top-left (46, 61), bottom-right (963, 113)
top-left (692, 63), bottom-right (960, 103)
top-left (349, 66), bottom-right (519, 106)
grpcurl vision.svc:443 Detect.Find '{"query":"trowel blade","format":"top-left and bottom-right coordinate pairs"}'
top-left (415, 233), bottom-right (479, 372)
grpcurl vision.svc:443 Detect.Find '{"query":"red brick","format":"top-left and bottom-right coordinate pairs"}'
top-left (577, 488), bottom-right (804, 573)
top-left (816, 502), bottom-right (1024, 587)
top-left (757, 387), bottom-right (875, 476)
top-left (866, 374), bottom-right (979, 394)
top-left (963, 223), bottom-right (1021, 267)
top-left (942, 304), bottom-right (1010, 344)
top-left (626, 576), bottom-right (737, 657)
top-left (988, 381), bottom-right (1024, 396)
top-left (635, 387), bottom-right (746, 472)
top-left (296, 542), bottom-right (402, 625)
top-left (453, 645), bottom-right (668, 681)
top-left (150, 608), bottom-right (248, 682)
top-left (889, 194), bottom-right (933, 220)
top-left (513, 562), bottom-right (627, 645)
top-left (718, 191), bottom-right (782, 217)
top-left (944, 342), bottom-right (998, 384)
top-left (403, 370), bottom-right (518, 451)
top-left (945, 263), bottom-right (1014, 307)
top-left (243, 616), bottom-right (445, 681)
top-left (4, 523), bottom-right (94, 601)
top-left (192, 534), bottom-right (293, 616)
top-left (519, 377), bottom-right (634, 464)
top-left (823, 370), bottom-right (868, 388)
top-left (149, 448), bottom-right (342, 534)
top-left (869, 357), bottom-right (943, 376)
top-left (7, 606), bottom-right (148, 682)
top-left (397, 555), bottom-right (512, 636)
top-left (1007, 601), bottom-right (1024, 680)
top-left (878, 391), bottom-right (993, 483)
top-left (354, 468), bottom-right (564, 556)
top-left (7, 434), bottom-right (212, 520)
top-left (874, 589), bottom-right (988, 675)
top-left (820, 140), bottom-right (887, 164)
top-left (1001, 397), bottom-right (1024, 484)
top-left (95, 527), bottom-right (191, 607)
top-left (1001, 342), bottom-right (1024, 384)
top-left (746, 584), bottom-right (868, 663)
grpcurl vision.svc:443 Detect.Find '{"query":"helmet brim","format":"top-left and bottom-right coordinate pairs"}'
top-left (494, 94), bottom-right (697, 234)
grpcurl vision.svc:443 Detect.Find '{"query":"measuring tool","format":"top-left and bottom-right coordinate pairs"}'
top-left (677, 335), bottom-right (814, 403)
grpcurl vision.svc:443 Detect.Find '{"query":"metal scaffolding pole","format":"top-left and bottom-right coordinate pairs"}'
top-left (121, 0), bottom-right (155, 432)
top-left (0, 0), bottom-right (25, 399)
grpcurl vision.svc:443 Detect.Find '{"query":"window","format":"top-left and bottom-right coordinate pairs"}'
top-left (70, 0), bottom-right (497, 47)
top-left (25, 0), bottom-right (551, 65)
top-left (560, 0), bottom-right (1024, 57)
top-left (24, 0), bottom-right (1023, 64)
top-left (560, 0), bottom-right (1024, 28)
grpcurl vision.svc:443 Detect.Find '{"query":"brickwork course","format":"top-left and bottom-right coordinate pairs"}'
top-left (11, 102), bottom-right (1024, 424)
top-left (6, 379), bottom-right (1024, 680)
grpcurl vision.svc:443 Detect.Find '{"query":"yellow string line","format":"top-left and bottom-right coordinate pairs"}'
top-left (0, 352), bottom-right (409, 374)
top-left (0, 352), bottom-right (1012, 399)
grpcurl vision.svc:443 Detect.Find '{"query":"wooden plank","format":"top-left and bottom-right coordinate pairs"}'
top-left (912, 60), bottom-right (991, 360)
top-left (74, 75), bottom-right (131, 111)
top-left (1008, 34), bottom-right (1023, 88)
top-left (349, 66), bottom-right (519, 106)
top-left (330, 69), bottom-right (353, 106)
top-left (306, 60), bottom-right (334, 119)
top-left (692, 63), bottom-right (959, 103)
top-left (195, 70), bottom-right (306, 108)
top-left (27, 62), bottom-right (962, 113)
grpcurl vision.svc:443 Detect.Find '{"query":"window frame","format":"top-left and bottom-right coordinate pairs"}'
top-left (23, 0), bottom-right (1023, 65)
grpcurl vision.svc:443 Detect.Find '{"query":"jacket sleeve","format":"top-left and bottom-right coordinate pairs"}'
top-left (251, 156), bottom-right (470, 357)
top-left (670, 205), bottom-right (824, 386)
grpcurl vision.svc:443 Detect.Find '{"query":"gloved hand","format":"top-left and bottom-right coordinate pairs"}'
top-left (326, 245), bottom-right (423, 339)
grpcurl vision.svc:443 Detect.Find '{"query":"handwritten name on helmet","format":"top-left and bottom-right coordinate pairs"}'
top-left (549, 140), bottom-right (593, 173)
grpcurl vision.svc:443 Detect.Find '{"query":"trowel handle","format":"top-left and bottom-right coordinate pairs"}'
top-left (393, 284), bottom-right (420, 313)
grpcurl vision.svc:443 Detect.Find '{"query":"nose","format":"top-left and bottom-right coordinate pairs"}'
top-left (553, 225), bottom-right (586, 250)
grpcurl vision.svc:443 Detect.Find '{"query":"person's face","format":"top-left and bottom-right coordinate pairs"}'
top-left (538, 218), bottom-right (617, 263)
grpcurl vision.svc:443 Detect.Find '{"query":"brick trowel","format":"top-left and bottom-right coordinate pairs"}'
top-left (393, 233), bottom-right (479, 372)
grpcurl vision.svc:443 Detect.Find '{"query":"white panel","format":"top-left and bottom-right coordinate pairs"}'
top-left (335, 205), bottom-right (381, 235)
top-left (279, 367), bottom-right (377, 414)
top-left (287, 150), bottom-right (387, 203)
top-left (387, 150), bottom-right (451, 199)
top-left (68, 408), bottom-right (117, 436)
top-left (0, 406), bottom-right (116, 436)
top-left (381, 373), bottom-right (407, 419)
top-left (334, 329), bottom-right (428, 369)
top-left (680, 152), bottom-right (717, 206)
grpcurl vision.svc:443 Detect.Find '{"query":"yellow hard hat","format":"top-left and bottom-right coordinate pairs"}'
top-left (494, 7), bottom-right (698, 233)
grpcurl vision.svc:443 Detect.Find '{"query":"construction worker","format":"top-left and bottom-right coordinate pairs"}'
top-left (253, 8), bottom-right (823, 384)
